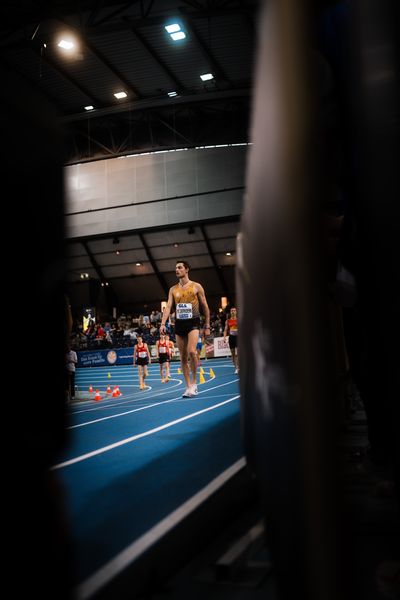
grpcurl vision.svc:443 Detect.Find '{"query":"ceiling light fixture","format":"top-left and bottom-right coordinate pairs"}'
top-left (200, 73), bottom-right (214, 81)
top-left (114, 91), bottom-right (127, 99)
top-left (58, 39), bottom-right (74, 50)
top-left (165, 23), bottom-right (186, 41)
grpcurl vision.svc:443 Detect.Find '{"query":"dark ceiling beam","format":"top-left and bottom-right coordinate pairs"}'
top-left (90, 1), bottom-right (140, 27)
top-left (65, 214), bottom-right (240, 243)
top-left (0, 54), bottom-right (65, 109)
top-left (152, 112), bottom-right (193, 145)
top-left (82, 240), bottom-right (120, 308)
top-left (200, 224), bottom-right (229, 295)
top-left (0, 5), bottom-right (258, 44)
top-left (180, 0), bottom-right (204, 10)
top-left (82, 241), bottom-right (108, 282)
top-left (114, 110), bottom-right (147, 153)
top-left (84, 38), bottom-right (142, 100)
top-left (237, 0), bottom-right (257, 35)
top-left (178, 12), bottom-right (232, 88)
top-left (139, 233), bottom-right (170, 297)
top-left (61, 87), bottom-right (249, 122)
top-left (77, 128), bottom-right (117, 157)
top-left (53, 17), bottom-right (142, 100)
top-left (30, 44), bottom-right (102, 105)
top-left (85, 1), bottom-right (111, 27)
top-left (86, 6), bottom-right (258, 34)
top-left (129, 24), bottom-right (186, 92)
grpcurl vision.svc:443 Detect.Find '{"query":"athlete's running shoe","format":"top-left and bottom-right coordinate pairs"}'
top-left (182, 387), bottom-right (195, 398)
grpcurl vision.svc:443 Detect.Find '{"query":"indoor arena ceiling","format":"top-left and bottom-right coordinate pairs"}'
top-left (0, 0), bottom-right (260, 164)
top-left (66, 217), bottom-right (241, 313)
top-left (0, 0), bottom-right (259, 313)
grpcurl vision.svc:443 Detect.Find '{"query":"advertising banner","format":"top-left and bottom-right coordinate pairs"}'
top-left (213, 336), bottom-right (231, 357)
top-left (77, 347), bottom-right (134, 367)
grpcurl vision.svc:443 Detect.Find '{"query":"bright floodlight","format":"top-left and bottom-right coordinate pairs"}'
top-left (200, 73), bottom-right (214, 81)
top-left (170, 31), bottom-right (186, 41)
top-left (165, 24), bottom-right (181, 34)
top-left (58, 39), bottom-right (74, 50)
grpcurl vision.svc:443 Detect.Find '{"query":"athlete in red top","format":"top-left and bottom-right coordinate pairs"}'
top-left (133, 335), bottom-right (151, 390)
top-left (224, 307), bottom-right (239, 373)
top-left (156, 334), bottom-right (169, 383)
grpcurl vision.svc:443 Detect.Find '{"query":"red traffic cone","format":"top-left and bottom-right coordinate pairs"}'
top-left (106, 385), bottom-right (112, 394)
top-left (89, 385), bottom-right (94, 393)
top-left (112, 386), bottom-right (119, 398)
top-left (116, 385), bottom-right (121, 396)
top-left (94, 389), bottom-right (101, 401)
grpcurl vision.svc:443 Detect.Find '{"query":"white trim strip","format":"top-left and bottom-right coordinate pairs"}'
top-left (76, 457), bottom-right (246, 600)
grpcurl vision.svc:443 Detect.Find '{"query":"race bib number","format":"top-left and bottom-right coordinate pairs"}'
top-left (159, 347), bottom-right (166, 353)
top-left (176, 303), bottom-right (193, 320)
top-left (138, 351), bottom-right (147, 358)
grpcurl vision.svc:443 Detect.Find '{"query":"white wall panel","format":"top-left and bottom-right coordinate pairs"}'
top-left (65, 146), bottom-right (247, 238)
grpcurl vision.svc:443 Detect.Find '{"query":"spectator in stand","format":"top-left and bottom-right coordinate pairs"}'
top-left (95, 323), bottom-right (106, 339)
top-left (65, 345), bottom-right (78, 402)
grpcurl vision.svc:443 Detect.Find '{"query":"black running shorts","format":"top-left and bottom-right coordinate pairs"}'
top-left (229, 335), bottom-right (238, 349)
top-left (175, 317), bottom-right (201, 337)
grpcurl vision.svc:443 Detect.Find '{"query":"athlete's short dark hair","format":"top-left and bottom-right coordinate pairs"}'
top-left (176, 260), bottom-right (190, 270)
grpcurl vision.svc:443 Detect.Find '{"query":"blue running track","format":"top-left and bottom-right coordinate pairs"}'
top-left (53, 358), bottom-right (243, 599)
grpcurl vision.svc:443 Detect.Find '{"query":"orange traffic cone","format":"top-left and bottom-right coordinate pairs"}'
top-left (106, 385), bottom-right (112, 394)
top-left (116, 385), bottom-right (121, 396)
top-left (112, 386), bottom-right (118, 397)
top-left (94, 389), bottom-right (101, 401)
top-left (89, 385), bottom-right (94, 393)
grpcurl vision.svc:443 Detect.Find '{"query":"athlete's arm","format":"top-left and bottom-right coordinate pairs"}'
top-left (197, 284), bottom-right (211, 336)
top-left (160, 288), bottom-right (174, 334)
top-left (224, 320), bottom-right (229, 339)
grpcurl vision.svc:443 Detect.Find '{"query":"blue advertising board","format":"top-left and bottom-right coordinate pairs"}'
top-left (77, 347), bottom-right (134, 367)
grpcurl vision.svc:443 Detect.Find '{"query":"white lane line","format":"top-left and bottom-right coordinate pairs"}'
top-left (75, 456), bottom-right (246, 600)
top-left (52, 395), bottom-right (240, 470)
top-left (67, 377), bottom-right (237, 428)
top-left (70, 380), bottom-right (183, 416)
top-left (75, 362), bottom-right (233, 378)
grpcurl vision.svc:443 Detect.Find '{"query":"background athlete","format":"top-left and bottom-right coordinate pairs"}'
top-left (133, 335), bottom-right (151, 390)
top-left (224, 306), bottom-right (239, 373)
